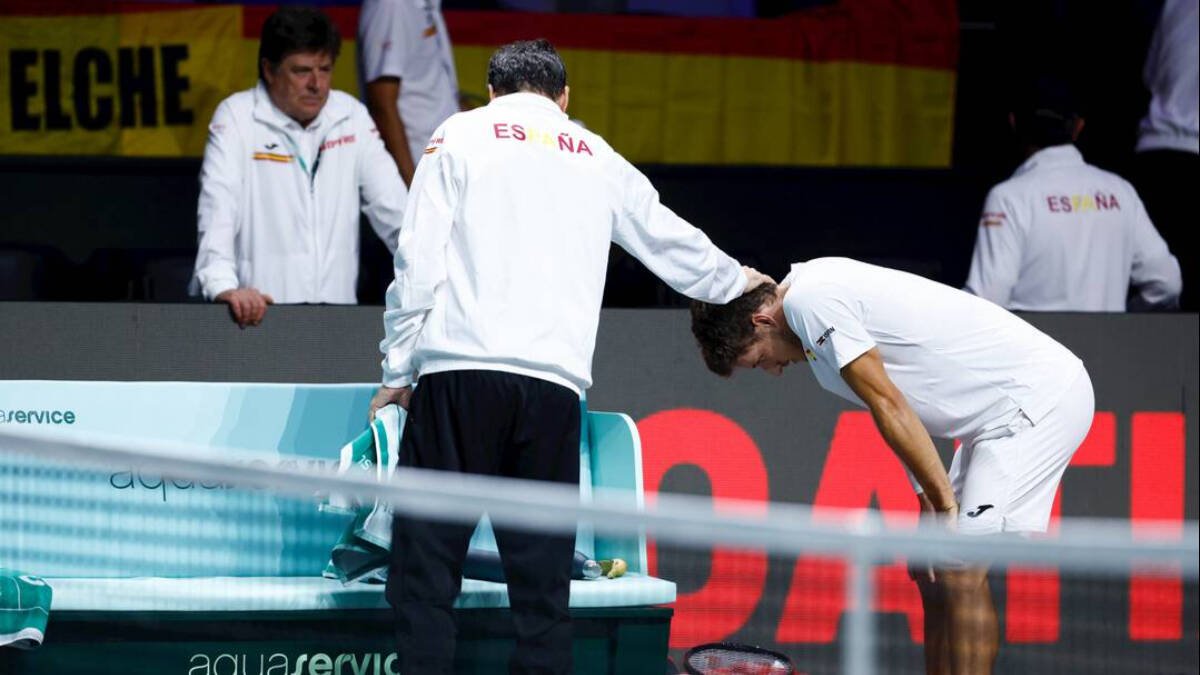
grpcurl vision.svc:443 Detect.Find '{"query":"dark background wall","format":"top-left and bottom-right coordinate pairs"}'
top-left (0, 158), bottom-right (989, 305)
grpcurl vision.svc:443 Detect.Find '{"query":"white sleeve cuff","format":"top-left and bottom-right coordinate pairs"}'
top-left (201, 277), bottom-right (239, 302)
top-left (382, 374), bottom-right (413, 389)
top-left (380, 354), bottom-right (414, 389)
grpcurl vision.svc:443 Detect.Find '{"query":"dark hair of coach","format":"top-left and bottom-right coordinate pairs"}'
top-left (487, 39), bottom-right (568, 99)
top-left (257, 6), bottom-right (342, 82)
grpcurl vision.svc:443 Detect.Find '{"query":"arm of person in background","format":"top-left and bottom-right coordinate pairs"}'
top-left (357, 105), bottom-right (408, 255)
top-left (193, 100), bottom-right (273, 328)
top-left (358, 0), bottom-right (417, 186)
top-left (609, 153), bottom-right (768, 302)
top-left (963, 187), bottom-right (1024, 307)
top-left (365, 78), bottom-right (416, 186)
top-left (370, 128), bottom-right (457, 419)
top-left (1127, 193), bottom-right (1182, 310)
top-left (841, 348), bottom-right (957, 521)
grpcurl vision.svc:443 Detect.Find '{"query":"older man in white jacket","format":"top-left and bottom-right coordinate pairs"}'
top-left (191, 7), bottom-right (407, 326)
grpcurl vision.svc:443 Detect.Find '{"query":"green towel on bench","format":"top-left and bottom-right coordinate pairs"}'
top-left (321, 404), bottom-right (402, 583)
top-left (0, 569), bottom-right (51, 649)
top-left (319, 405), bottom-right (593, 585)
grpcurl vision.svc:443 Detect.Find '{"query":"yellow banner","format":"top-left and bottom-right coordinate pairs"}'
top-left (0, 7), bottom-right (352, 158)
top-left (1, 7), bottom-right (952, 166)
top-left (2, 7), bottom-right (236, 156)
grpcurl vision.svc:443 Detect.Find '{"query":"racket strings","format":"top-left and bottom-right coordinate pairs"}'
top-left (685, 644), bottom-right (794, 675)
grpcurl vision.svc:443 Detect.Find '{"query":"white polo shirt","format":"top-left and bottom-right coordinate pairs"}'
top-left (783, 258), bottom-right (1083, 442)
top-left (191, 84), bottom-right (407, 304)
top-left (1138, 0), bottom-right (1199, 154)
top-left (965, 145), bottom-right (1181, 311)
top-left (380, 93), bottom-right (746, 393)
top-left (358, 0), bottom-right (460, 165)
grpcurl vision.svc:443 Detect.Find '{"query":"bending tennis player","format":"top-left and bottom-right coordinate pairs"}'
top-left (690, 257), bottom-right (1095, 675)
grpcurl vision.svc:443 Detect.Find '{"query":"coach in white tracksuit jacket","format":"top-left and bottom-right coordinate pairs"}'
top-left (965, 82), bottom-right (1181, 312)
top-left (375, 96), bottom-right (752, 394)
top-left (192, 8), bottom-right (407, 326)
top-left (368, 40), bottom-right (763, 675)
top-left (966, 145), bottom-right (1181, 311)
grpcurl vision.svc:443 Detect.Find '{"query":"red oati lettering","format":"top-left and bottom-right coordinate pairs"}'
top-left (638, 409), bottom-right (1186, 647)
top-left (993, 412), bottom-right (1185, 644)
top-left (639, 409), bottom-right (769, 648)
top-left (1129, 413), bottom-right (1185, 640)
top-left (775, 412), bottom-right (922, 643)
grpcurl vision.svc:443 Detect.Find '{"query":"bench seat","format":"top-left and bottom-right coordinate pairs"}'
top-left (1, 381), bottom-right (674, 675)
top-left (47, 574), bottom-right (676, 612)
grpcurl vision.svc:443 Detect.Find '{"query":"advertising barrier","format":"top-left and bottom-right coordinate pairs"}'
top-left (0, 380), bottom-right (372, 577)
top-left (0, 303), bottom-right (1195, 671)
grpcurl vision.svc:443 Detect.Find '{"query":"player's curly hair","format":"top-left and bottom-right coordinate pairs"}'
top-left (690, 283), bottom-right (777, 377)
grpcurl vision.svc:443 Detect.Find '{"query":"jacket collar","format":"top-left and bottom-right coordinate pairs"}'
top-left (1012, 144), bottom-right (1085, 177)
top-left (252, 81), bottom-right (350, 133)
top-left (487, 92), bottom-right (567, 119)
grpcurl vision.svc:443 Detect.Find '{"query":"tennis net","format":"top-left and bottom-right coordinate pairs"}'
top-left (1, 423), bottom-right (1196, 675)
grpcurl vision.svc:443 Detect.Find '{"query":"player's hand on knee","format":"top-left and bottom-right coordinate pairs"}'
top-left (369, 385), bottom-right (413, 421)
top-left (909, 492), bottom-right (956, 582)
top-left (216, 288), bottom-right (274, 328)
top-left (935, 503), bottom-right (959, 532)
top-left (916, 490), bottom-right (959, 532)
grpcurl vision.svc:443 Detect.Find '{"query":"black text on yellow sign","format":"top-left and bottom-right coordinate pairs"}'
top-left (8, 45), bottom-right (194, 131)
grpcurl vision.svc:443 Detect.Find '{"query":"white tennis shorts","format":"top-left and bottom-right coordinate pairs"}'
top-left (951, 367), bottom-right (1095, 536)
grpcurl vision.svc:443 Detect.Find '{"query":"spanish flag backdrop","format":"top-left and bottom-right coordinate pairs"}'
top-left (0, 1), bottom-right (957, 166)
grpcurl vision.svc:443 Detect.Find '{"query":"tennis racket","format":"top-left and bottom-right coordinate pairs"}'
top-left (682, 642), bottom-right (795, 675)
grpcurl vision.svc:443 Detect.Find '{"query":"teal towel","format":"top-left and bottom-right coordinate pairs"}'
top-left (319, 407), bottom-right (602, 585)
top-left (0, 569), bottom-right (52, 649)
top-left (321, 404), bottom-right (402, 583)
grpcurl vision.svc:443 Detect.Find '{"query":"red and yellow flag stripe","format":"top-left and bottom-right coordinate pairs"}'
top-left (2, 1), bottom-right (956, 166)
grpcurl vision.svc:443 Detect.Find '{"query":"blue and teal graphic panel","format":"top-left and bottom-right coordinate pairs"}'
top-left (0, 381), bottom-right (375, 577)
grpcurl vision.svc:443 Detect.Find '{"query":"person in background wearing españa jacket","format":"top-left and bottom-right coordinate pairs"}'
top-left (965, 77), bottom-right (1180, 312)
top-left (190, 7), bottom-right (407, 327)
top-left (368, 39), bottom-right (770, 675)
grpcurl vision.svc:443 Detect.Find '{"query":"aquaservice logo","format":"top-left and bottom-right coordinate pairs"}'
top-left (0, 408), bottom-right (76, 424)
top-left (188, 650), bottom-right (399, 675)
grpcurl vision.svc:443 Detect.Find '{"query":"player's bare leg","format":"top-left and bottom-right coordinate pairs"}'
top-left (914, 573), bottom-right (952, 675)
top-left (940, 565), bottom-right (998, 675)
